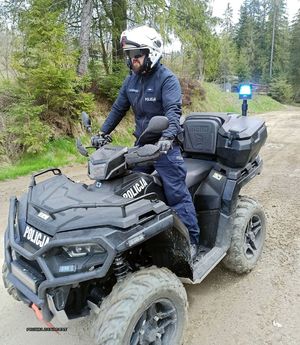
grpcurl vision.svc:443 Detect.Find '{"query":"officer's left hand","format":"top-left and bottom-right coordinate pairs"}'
top-left (157, 137), bottom-right (173, 153)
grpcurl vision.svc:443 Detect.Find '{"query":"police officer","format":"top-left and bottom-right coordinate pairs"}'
top-left (100, 26), bottom-right (200, 258)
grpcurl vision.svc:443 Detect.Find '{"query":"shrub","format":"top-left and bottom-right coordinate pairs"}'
top-left (268, 78), bottom-right (293, 103)
top-left (4, 99), bottom-right (51, 157)
top-left (90, 60), bottom-right (129, 103)
top-left (12, 0), bottom-right (95, 133)
top-left (179, 78), bottom-right (206, 106)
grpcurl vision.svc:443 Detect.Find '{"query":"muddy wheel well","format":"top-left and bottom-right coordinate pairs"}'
top-left (145, 215), bottom-right (193, 279)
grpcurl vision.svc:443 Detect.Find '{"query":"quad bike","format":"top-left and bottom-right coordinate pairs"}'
top-left (3, 110), bottom-right (267, 344)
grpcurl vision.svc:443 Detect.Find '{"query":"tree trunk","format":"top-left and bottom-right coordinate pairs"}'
top-left (78, 0), bottom-right (93, 76)
top-left (269, 1), bottom-right (277, 79)
top-left (99, 21), bottom-right (110, 74)
top-left (111, 0), bottom-right (127, 71)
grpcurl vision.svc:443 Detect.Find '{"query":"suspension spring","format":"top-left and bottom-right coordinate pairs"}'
top-left (113, 254), bottom-right (129, 282)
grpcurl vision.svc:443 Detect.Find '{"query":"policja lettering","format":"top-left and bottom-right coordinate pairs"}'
top-left (145, 97), bottom-right (156, 102)
top-left (23, 225), bottom-right (50, 248)
top-left (122, 178), bottom-right (148, 198)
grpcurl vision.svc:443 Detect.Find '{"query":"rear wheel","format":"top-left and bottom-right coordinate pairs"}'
top-left (222, 196), bottom-right (266, 274)
top-left (91, 266), bottom-right (188, 345)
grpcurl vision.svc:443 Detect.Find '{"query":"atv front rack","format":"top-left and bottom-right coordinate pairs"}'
top-left (29, 192), bottom-right (158, 219)
top-left (27, 168), bottom-right (158, 219)
top-left (29, 168), bottom-right (62, 186)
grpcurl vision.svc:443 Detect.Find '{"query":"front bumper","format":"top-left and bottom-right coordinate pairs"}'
top-left (4, 197), bottom-right (116, 321)
top-left (4, 196), bottom-right (173, 322)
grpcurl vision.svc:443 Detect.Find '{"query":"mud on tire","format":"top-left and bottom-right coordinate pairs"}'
top-left (222, 196), bottom-right (266, 274)
top-left (91, 266), bottom-right (188, 345)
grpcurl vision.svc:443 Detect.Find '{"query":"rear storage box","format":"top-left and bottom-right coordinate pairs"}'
top-left (216, 115), bottom-right (267, 168)
top-left (183, 113), bottom-right (267, 168)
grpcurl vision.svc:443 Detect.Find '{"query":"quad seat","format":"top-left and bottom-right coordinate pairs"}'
top-left (152, 158), bottom-right (214, 189)
top-left (183, 158), bottom-right (214, 188)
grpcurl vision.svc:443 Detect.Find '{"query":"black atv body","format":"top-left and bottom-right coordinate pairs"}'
top-left (3, 112), bottom-right (267, 325)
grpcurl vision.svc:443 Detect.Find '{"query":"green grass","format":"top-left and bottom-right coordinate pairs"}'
top-left (0, 138), bottom-right (84, 181)
top-left (185, 82), bottom-right (283, 115)
top-left (110, 128), bottom-right (135, 147)
top-left (0, 82), bottom-right (284, 181)
top-left (0, 131), bottom-right (135, 181)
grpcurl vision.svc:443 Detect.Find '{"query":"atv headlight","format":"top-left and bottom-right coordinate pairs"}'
top-left (88, 162), bottom-right (107, 180)
top-left (62, 244), bottom-right (105, 258)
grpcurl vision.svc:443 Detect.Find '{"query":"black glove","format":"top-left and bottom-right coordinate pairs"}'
top-left (157, 137), bottom-right (173, 153)
top-left (100, 132), bottom-right (112, 143)
top-left (91, 132), bottom-right (112, 148)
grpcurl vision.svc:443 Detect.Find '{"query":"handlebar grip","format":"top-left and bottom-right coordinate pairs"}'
top-left (125, 144), bottom-right (161, 166)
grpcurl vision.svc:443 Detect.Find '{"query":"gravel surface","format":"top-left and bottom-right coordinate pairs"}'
top-left (0, 107), bottom-right (299, 345)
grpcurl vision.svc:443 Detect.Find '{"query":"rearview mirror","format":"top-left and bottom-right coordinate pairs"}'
top-left (137, 116), bottom-right (169, 146)
top-left (146, 116), bottom-right (169, 133)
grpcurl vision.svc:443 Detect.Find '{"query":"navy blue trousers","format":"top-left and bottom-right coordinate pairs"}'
top-left (135, 145), bottom-right (200, 245)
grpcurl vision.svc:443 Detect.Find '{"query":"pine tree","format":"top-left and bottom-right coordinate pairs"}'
top-left (235, 0), bottom-right (259, 81)
top-left (289, 9), bottom-right (300, 101)
top-left (267, 0), bottom-right (289, 81)
top-left (222, 2), bottom-right (234, 36)
top-left (14, 0), bottom-right (93, 121)
top-left (235, 0), bottom-right (289, 83)
top-left (219, 3), bottom-right (238, 86)
top-left (255, 0), bottom-right (270, 82)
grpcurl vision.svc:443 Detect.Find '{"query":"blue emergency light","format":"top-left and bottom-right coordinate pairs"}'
top-left (238, 83), bottom-right (252, 116)
top-left (239, 84), bottom-right (252, 100)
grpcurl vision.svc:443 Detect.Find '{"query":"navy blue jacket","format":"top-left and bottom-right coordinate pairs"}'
top-left (101, 63), bottom-right (182, 139)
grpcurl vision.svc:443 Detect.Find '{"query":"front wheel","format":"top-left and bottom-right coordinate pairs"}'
top-left (91, 266), bottom-right (188, 345)
top-left (222, 196), bottom-right (266, 274)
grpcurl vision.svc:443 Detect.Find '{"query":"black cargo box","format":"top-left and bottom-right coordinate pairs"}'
top-left (183, 112), bottom-right (267, 168)
top-left (216, 115), bottom-right (267, 168)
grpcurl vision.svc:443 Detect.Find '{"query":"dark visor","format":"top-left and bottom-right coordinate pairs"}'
top-left (125, 49), bottom-right (149, 59)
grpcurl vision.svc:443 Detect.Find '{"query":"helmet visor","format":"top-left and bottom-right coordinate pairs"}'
top-left (125, 49), bottom-right (149, 59)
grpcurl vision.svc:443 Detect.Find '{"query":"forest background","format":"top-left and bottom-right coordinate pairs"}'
top-left (0, 0), bottom-right (299, 179)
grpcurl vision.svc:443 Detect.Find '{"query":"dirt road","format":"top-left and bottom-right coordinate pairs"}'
top-left (0, 108), bottom-right (299, 345)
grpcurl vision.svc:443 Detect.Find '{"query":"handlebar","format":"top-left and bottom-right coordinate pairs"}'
top-left (76, 133), bottom-right (112, 157)
top-left (91, 133), bottom-right (112, 148)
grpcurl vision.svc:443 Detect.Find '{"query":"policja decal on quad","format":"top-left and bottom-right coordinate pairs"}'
top-left (122, 178), bottom-right (148, 198)
top-left (23, 225), bottom-right (50, 248)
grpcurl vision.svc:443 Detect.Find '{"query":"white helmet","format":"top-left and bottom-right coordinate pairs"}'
top-left (120, 25), bottom-right (163, 71)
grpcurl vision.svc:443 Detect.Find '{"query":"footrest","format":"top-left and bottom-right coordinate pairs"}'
top-left (180, 247), bottom-right (226, 284)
